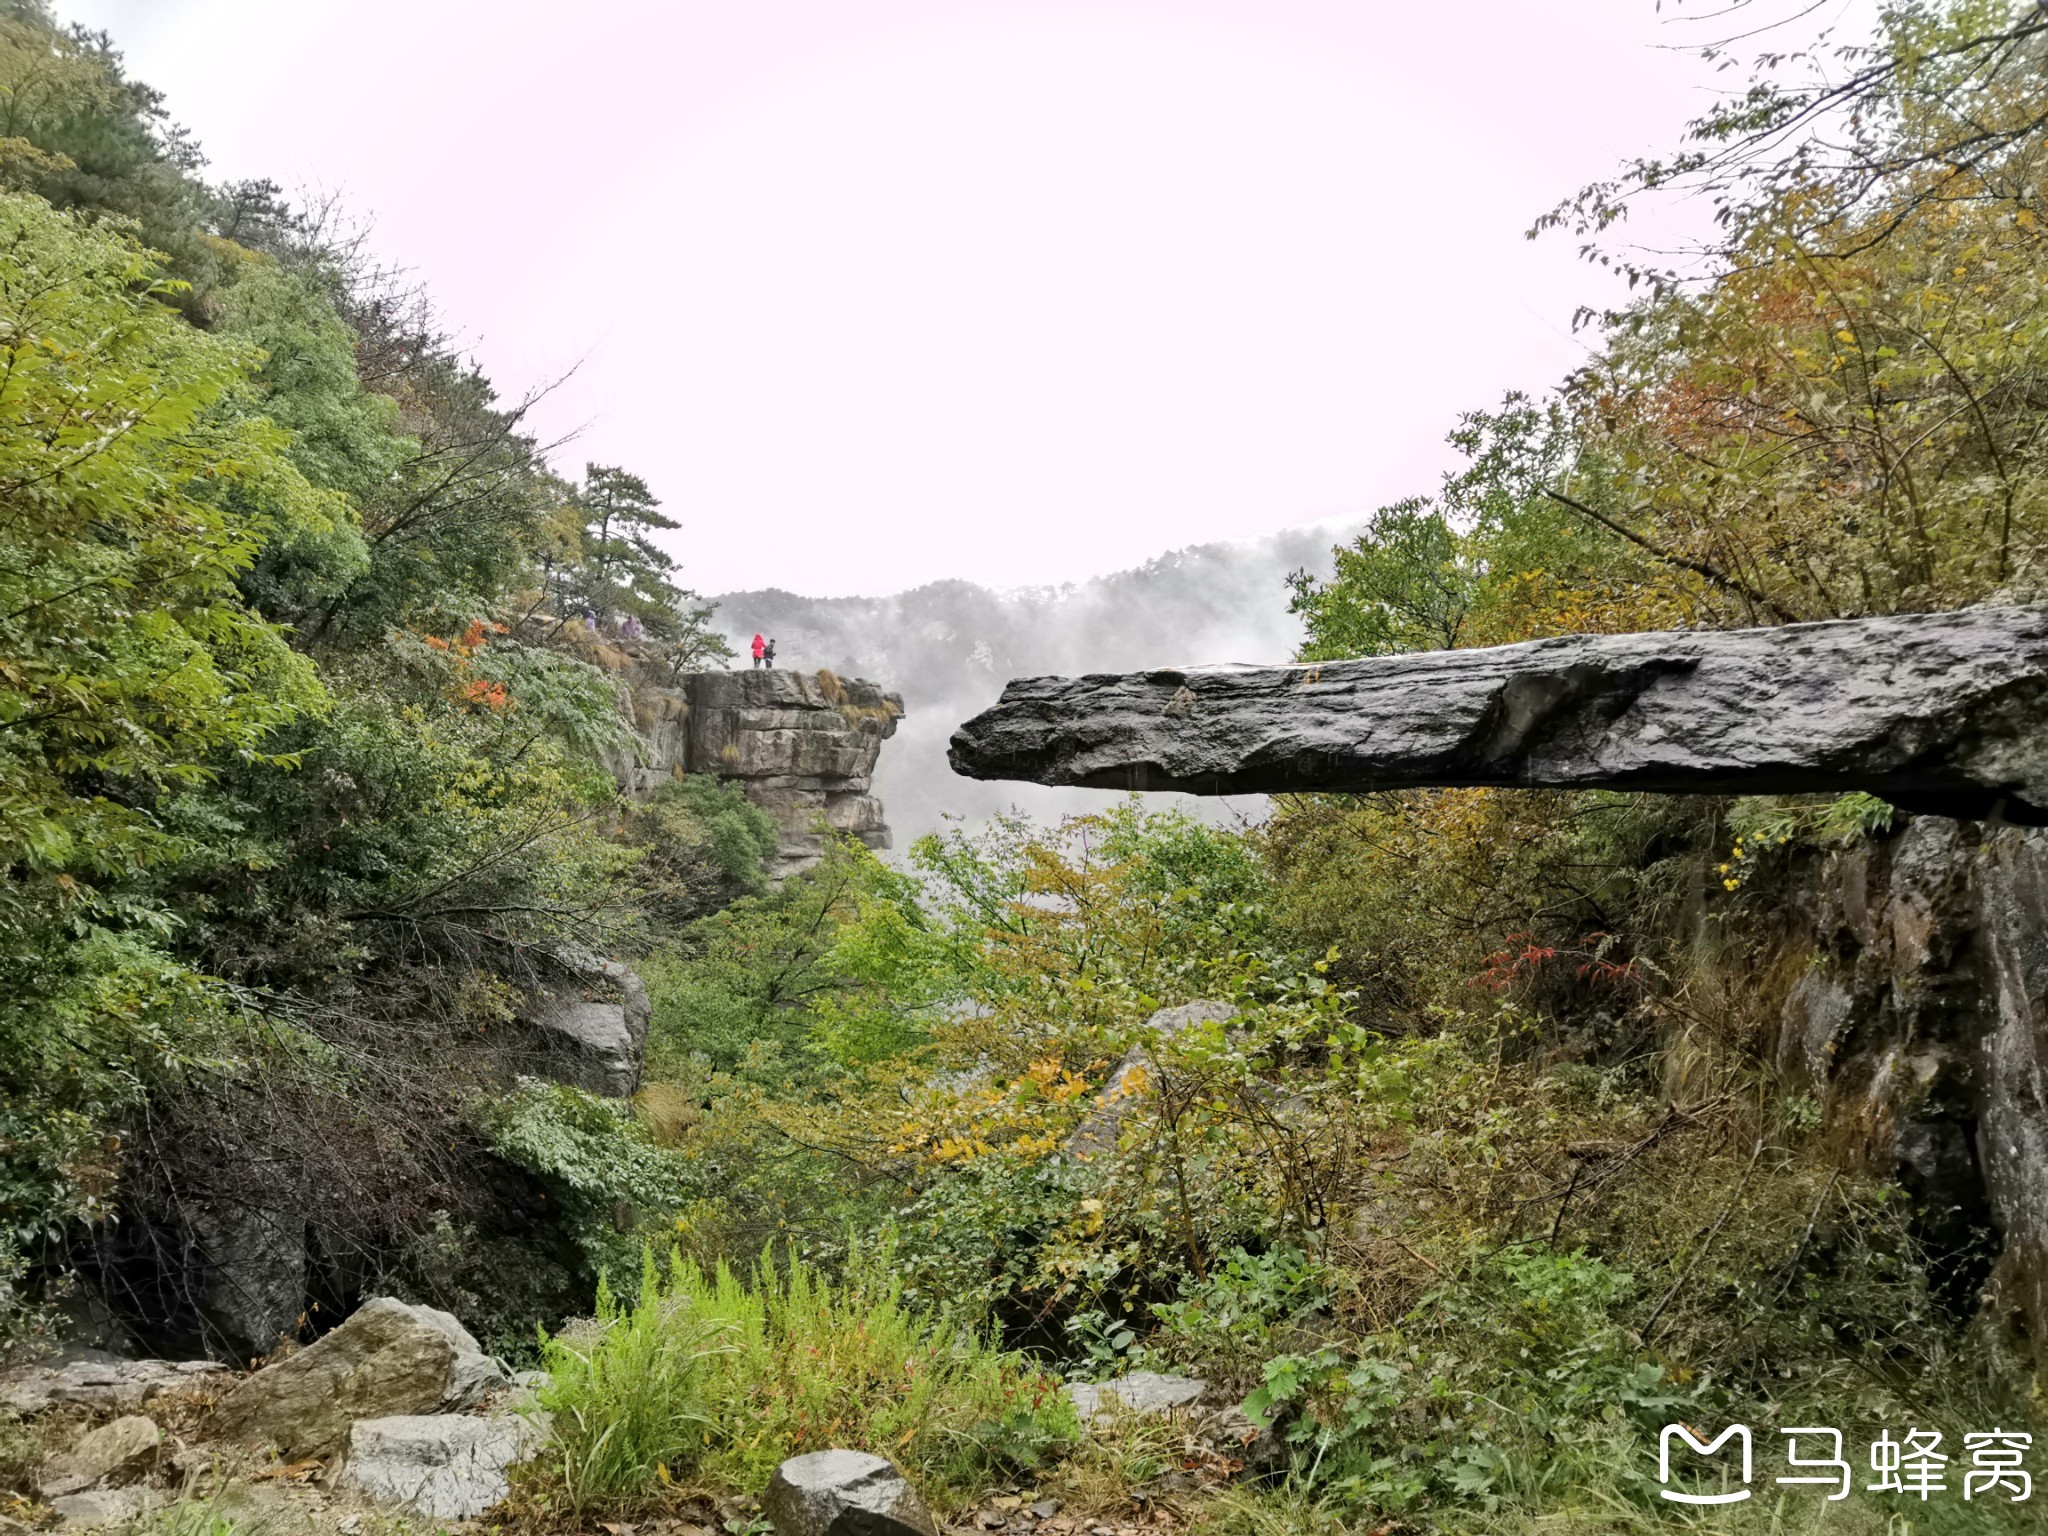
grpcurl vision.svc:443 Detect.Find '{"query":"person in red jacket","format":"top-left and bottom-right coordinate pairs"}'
top-left (751, 632), bottom-right (766, 669)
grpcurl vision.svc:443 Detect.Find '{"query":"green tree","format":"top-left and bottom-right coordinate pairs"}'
top-left (566, 464), bottom-right (682, 632)
top-left (0, 191), bottom-right (326, 1288)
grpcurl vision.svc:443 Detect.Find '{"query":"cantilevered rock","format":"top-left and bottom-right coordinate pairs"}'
top-left (948, 607), bottom-right (2048, 824)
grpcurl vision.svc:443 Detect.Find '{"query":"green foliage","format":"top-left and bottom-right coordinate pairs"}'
top-left (0, 191), bottom-right (325, 1272)
top-left (1244, 1250), bottom-right (1689, 1512)
top-left (642, 836), bottom-right (933, 1082)
top-left (531, 1245), bottom-right (1077, 1515)
top-left (612, 776), bottom-right (780, 931)
top-left (0, 192), bottom-right (323, 900)
top-left (1144, 1245), bottom-right (1334, 1391)
top-left (485, 1080), bottom-right (700, 1282)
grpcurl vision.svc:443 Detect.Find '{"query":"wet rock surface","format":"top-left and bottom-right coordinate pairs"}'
top-left (527, 950), bottom-right (652, 1097)
top-left (1775, 821), bottom-right (2048, 1364)
top-left (949, 607), bottom-right (2048, 823)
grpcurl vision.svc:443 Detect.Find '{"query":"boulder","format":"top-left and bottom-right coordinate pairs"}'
top-left (185, 1202), bottom-right (310, 1363)
top-left (1063, 1371), bottom-right (1207, 1425)
top-left (949, 606), bottom-right (2048, 824)
top-left (528, 952), bottom-right (651, 1098)
top-left (761, 1448), bottom-right (938, 1536)
top-left (213, 1297), bottom-right (507, 1458)
top-left (336, 1413), bottom-right (545, 1520)
top-left (1064, 1001), bottom-right (1237, 1160)
top-left (37, 1416), bottom-right (161, 1497)
top-left (0, 1357), bottom-right (228, 1418)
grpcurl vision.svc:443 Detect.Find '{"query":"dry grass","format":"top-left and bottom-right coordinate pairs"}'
top-left (632, 1083), bottom-right (698, 1146)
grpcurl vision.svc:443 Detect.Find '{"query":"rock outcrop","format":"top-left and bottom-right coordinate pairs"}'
top-left (213, 1297), bottom-right (507, 1458)
top-left (583, 641), bottom-right (904, 878)
top-left (949, 606), bottom-right (2048, 824)
top-left (525, 950), bottom-right (651, 1097)
top-left (1771, 820), bottom-right (2048, 1367)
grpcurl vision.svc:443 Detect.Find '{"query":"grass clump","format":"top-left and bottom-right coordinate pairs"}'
top-left (531, 1245), bottom-right (1077, 1516)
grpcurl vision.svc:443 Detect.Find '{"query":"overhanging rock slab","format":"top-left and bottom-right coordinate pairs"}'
top-left (948, 607), bottom-right (2048, 823)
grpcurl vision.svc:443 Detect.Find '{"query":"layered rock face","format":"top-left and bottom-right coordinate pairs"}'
top-left (605, 653), bottom-right (904, 878)
top-left (1774, 822), bottom-right (2048, 1359)
top-left (950, 606), bottom-right (2048, 823)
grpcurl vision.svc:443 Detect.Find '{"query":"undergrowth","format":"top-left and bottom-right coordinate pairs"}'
top-left (526, 1246), bottom-right (1077, 1516)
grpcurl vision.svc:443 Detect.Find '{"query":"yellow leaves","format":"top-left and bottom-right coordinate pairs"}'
top-left (930, 1135), bottom-right (996, 1163)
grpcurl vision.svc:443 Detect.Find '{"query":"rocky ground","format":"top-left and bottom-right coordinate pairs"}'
top-left (0, 1312), bottom-right (1273, 1536)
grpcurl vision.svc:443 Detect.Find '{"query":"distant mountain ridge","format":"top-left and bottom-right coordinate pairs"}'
top-left (710, 522), bottom-right (1357, 839)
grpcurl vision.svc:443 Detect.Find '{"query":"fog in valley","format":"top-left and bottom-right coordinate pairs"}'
top-left (712, 520), bottom-right (1357, 843)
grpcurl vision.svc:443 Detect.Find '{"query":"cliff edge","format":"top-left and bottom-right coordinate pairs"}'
top-left (579, 641), bottom-right (905, 878)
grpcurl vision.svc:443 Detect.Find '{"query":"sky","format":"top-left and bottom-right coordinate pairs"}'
top-left (61, 0), bottom-right (1860, 598)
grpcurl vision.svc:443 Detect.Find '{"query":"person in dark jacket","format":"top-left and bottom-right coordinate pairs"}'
top-left (763, 639), bottom-right (777, 669)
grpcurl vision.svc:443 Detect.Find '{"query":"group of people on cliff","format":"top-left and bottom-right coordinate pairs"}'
top-left (751, 633), bottom-right (778, 669)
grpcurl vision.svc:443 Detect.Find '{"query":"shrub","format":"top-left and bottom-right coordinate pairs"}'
top-left (532, 1245), bottom-right (1077, 1515)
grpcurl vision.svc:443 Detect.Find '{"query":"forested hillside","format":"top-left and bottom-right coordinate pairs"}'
top-left (0, 0), bottom-right (756, 1353)
top-left (4, 2), bottom-right (2048, 1535)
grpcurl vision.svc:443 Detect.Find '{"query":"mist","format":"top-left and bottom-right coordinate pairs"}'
top-left (711, 520), bottom-right (1355, 844)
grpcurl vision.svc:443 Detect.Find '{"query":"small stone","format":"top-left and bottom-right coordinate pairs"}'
top-left (48, 1488), bottom-right (157, 1528)
top-left (38, 1415), bottom-right (160, 1497)
top-left (1062, 1372), bottom-right (1207, 1426)
top-left (1030, 1500), bottom-right (1061, 1519)
top-left (1201, 1404), bottom-right (1286, 1470)
top-left (761, 1448), bottom-right (938, 1536)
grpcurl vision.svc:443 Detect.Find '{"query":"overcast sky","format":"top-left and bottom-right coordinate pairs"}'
top-left (61, 1), bottom-right (1861, 598)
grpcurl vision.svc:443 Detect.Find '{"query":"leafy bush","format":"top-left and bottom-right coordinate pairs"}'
top-left (1245, 1250), bottom-right (1692, 1512)
top-left (484, 1079), bottom-right (702, 1282)
top-left (1145, 1245), bottom-right (1335, 1392)
top-left (531, 1246), bottom-right (1077, 1515)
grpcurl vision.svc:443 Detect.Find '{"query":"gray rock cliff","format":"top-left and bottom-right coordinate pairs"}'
top-left (576, 639), bottom-right (904, 878)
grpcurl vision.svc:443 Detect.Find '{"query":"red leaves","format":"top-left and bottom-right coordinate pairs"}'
top-left (1470, 931), bottom-right (1640, 993)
